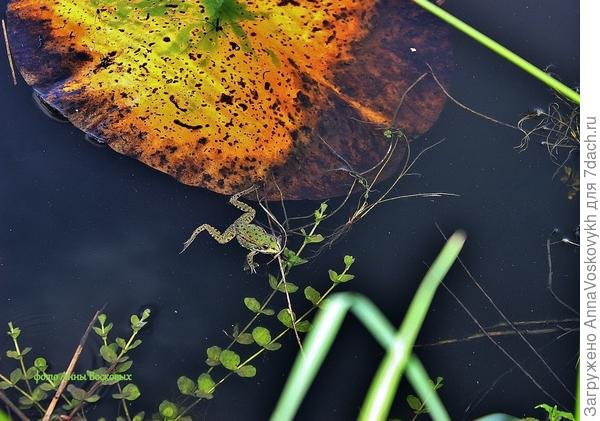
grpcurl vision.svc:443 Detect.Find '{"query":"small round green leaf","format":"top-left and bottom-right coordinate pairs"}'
top-left (128, 339), bottom-right (143, 350)
top-left (25, 366), bottom-right (38, 380)
top-left (34, 357), bottom-right (48, 371)
top-left (38, 382), bottom-right (54, 392)
top-left (295, 320), bottom-right (311, 333)
top-left (84, 394), bottom-right (101, 403)
top-left (206, 346), bottom-right (222, 361)
top-left (115, 337), bottom-right (128, 349)
top-left (336, 274), bottom-right (355, 283)
top-left (100, 344), bottom-right (118, 363)
top-left (304, 286), bottom-right (321, 305)
top-left (30, 387), bottom-right (48, 402)
top-left (67, 384), bottom-right (87, 401)
top-left (197, 373), bottom-right (215, 395)
top-left (279, 282), bottom-right (298, 293)
top-left (268, 274), bottom-right (280, 290)
top-left (159, 400), bottom-right (178, 419)
top-left (9, 369), bottom-right (22, 384)
top-left (236, 365), bottom-right (257, 378)
top-left (5, 350), bottom-right (19, 360)
top-left (304, 234), bottom-right (324, 244)
top-left (177, 376), bottom-right (196, 396)
top-left (252, 327), bottom-right (272, 347)
top-left (219, 350), bottom-right (240, 370)
top-left (343, 255), bottom-right (355, 267)
top-left (120, 383), bottom-right (141, 401)
top-left (406, 394), bottom-right (422, 411)
top-left (277, 309), bottom-right (293, 328)
top-left (244, 297), bottom-right (262, 313)
top-left (264, 342), bottom-right (282, 351)
top-left (116, 360), bottom-right (133, 373)
top-left (235, 333), bottom-right (254, 345)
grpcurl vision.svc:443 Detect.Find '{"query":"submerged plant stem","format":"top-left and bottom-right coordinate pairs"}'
top-left (0, 374), bottom-right (44, 413)
top-left (412, 0), bottom-right (580, 104)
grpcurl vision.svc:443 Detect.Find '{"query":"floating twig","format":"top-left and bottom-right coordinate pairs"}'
top-left (43, 307), bottom-right (105, 421)
top-left (0, 390), bottom-right (30, 421)
top-left (2, 19), bottom-right (17, 86)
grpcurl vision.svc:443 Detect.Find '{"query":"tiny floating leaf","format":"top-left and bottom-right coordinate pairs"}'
top-left (304, 286), bottom-right (322, 306)
top-left (219, 350), bottom-right (241, 371)
top-left (197, 374), bottom-right (216, 395)
top-left (236, 365), bottom-right (257, 378)
top-left (251, 326), bottom-right (272, 347)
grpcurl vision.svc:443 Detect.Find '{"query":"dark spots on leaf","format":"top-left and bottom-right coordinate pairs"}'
top-left (169, 95), bottom-right (188, 112)
top-left (174, 119), bottom-right (203, 130)
top-left (277, 0), bottom-right (300, 6)
top-left (95, 53), bottom-right (115, 71)
top-left (72, 51), bottom-right (93, 63)
top-left (295, 91), bottom-right (311, 108)
top-left (219, 93), bottom-right (234, 105)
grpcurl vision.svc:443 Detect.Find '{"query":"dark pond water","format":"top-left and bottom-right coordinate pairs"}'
top-left (0, 0), bottom-right (579, 420)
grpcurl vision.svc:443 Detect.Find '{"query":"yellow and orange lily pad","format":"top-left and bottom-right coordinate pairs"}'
top-left (6, 0), bottom-right (452, 199)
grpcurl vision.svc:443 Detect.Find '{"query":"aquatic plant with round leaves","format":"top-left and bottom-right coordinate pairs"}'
top-left (167, 201), bottom-right (363, 419)
top-left (0, 310), bottom-right (151, 421)
top-left (6, 0), bottom-right (452, 199)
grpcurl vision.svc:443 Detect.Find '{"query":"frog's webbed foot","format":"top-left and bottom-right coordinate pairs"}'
top-left (180, 227), bottom-right (203, 254)
top-left (244, 251), bottom-right (259, 274)
top-left (244, 263), bottom-right (258, 274)
top-left (180, 223), bottom-right (234, 254)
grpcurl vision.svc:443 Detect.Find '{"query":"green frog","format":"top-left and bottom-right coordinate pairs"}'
top-left (180, 186), bottom-right (281, 273)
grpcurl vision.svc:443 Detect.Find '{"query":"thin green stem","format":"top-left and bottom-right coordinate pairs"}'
top-left (117, 383), bottom-right (132, 421)
top-left (10, 337), bottom-right (33, 396)
top-left (37, 371), bottom-right (72, 407)
top-left (176, 278), bottom-right (338, 421)
top-left (68, 328), bottom-right (141, 418)
top-left (0, 373), bottom-right (45, 413)
top-left (207, 216), bottom-right (322, 375)
top-left (411, 0), bottom-right (579, 103)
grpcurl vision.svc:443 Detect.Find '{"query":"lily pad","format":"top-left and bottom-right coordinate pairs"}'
top-left (6, 0), bottom-right (451, 199)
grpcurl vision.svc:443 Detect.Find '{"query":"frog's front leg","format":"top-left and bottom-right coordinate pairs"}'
top-left (244, 250), bottom-right (259, 274)
top-left (180, 223), bottom-right (237, 254)
top-left (229, 186), bottom-right (257, 220)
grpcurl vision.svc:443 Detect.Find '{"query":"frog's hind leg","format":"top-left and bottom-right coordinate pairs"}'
top-left (180, 223), bottom-right (237, 254)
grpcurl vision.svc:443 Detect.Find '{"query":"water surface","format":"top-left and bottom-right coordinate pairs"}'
top-left (0, 0), bottom-right (579, 419)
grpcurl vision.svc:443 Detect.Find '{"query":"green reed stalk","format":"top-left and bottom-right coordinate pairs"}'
top-left (412, 0), bottom-right (580, 104)
top-left (270, 231), bottom-right (466, 421)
